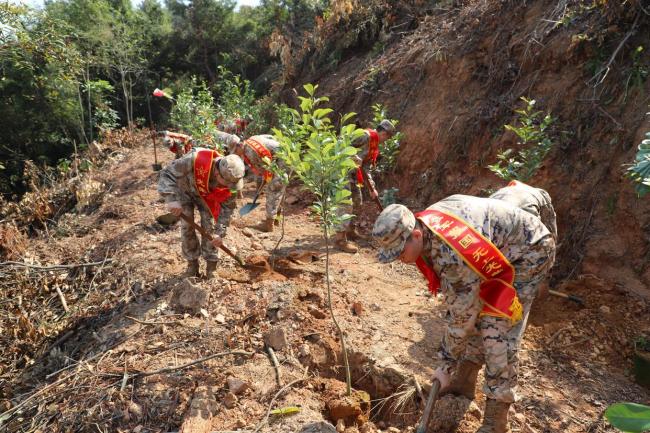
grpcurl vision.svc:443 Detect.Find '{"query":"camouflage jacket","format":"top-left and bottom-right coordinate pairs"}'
top-left (157, 149), bottom-right (236, 236)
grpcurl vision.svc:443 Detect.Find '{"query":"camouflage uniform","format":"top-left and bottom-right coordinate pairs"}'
top-left (489, 181), bottom-right (557, 242)
top-left (241, 135), bottom-right (286, 219)
top-left (374, 196), bottom-right (555, 403)
top-left (158, 149), bottom-right (238, 261)
top-left (214, 131), bottom-right (241, 154)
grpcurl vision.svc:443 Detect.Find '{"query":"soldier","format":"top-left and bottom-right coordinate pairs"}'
top-left (230, 134), bottom-right (286, 232)
top-left (213, 130), bottom-right (241, 153)
top-left (334, 119), bottom-right (396, 253)
top-left (372, 195), bottom-right (556, 433)
top-left (489, 180), bottom-right (557, 242)
top-left (158, 148), bottom-right (245, 279)
top-left (160, 131), bottom-right (193, 159)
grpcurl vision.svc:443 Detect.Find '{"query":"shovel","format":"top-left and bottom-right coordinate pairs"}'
top-left (359, 167), bottom-right (384, 212)
top-left (416, 378), bottom-right (441, 433)
top-left (156, 212), bottom-right (246, 267)
top-left (549, 289), bottom-right (585, 306)
top-left (239, 180), bottom-right (266, 217)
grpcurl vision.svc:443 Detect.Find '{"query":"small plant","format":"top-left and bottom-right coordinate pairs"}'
top-left (625, 130), bottom-right (650, 197)
top-left (370, 103), bottom-right (401, 175)
top-left (170, 77), bottom-right (220, 149)
top-left (214, 65), bottom-right (257, 134)
top-left (273, 84), bottom-right (364, 396)
top-left (488, 97), bottom-right (555, 182)
top-left (605, 402), bottom-right (650, 433)
top-left (625, 46), bottom-right (649, 101)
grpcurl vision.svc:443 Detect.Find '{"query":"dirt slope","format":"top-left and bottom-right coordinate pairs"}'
top-left (285, 0), bottom-right (650, 298)
top-left (1, 141), bottom-right (649, 433)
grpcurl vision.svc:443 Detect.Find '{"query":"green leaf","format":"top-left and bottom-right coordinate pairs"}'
top-left (605, 403), bottom-right (650, 432)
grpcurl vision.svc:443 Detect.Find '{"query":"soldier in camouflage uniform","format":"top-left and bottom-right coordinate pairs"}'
top-left (489, 180), bottom-right (557, 242)
top-left (213, 130), bottom-right (241, 153)
top-left (372, 196), bottom-right (556, 433)
top-left (230, 134), bottom-right (286, 232)
top-left (335, 119), bottom-right (396, 253)
top-left (158, 150), bottom-right (245, 279)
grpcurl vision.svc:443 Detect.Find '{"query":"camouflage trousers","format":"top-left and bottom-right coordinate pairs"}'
top-left (265, 176), bottom-right (286, 220)
top-left (439, 236), bottom-right (555, 403)
top-left (180, 201), bottom-right (219, 262)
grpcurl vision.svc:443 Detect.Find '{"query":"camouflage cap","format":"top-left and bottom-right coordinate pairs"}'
top-left (372, 204), bottom-right (415, 263)
top-left (377, 119), bottom-right (396, 136)
top-left (218, 154), bottom-right (245, 191)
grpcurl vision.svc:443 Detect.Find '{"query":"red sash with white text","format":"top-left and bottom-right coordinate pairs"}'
top-left (243, 138), bottom-right (274, 182)
top-left (193, 149), bottom-right (232, 221)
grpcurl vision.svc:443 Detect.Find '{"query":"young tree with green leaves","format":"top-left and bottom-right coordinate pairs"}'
top-left (273, 84), bottom-right (364, 395)
top-left (488, 97), bottom-right (555, 182)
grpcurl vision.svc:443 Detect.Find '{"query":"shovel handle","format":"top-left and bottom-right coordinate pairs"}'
top-left (549, 289), bottom-right (585, 306)
top-left (359, 167), bottom-right (383, 211)
top-left (416, 379), bottom-right (440, 433)
top-left (178, 213), bottom-right (245, 267)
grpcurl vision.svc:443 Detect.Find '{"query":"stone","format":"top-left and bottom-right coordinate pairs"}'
top-left (298, 421), bottom-right (337, 433)
top-left (336, 419), bottom-right (346, 433)
top-left (599, 305), bottom-right (611, 314)
top-left (264, 326), bottom-right (288, 351)
top-left (227, 377), bottom-right (250, 395)
top-left (242, 228), bottom-right (254, 238)
top-left (369, 303), bottom-right (381, 311)
top-left (223, 392), bottom-right (237, 409)
top-left (128, 401), bottom-right (143, 419)
top-left (387, 428), bottom-right (400, 433)
top-left (351, 301), bottom-right (364, 316)
top-left (170, 279), bottom-right (209, 314)
top-left (215, 314), bottom-right (226, 324)
top-left (308, 305), bottom-right (327, 319)
top-left (299, 344), bottom-right (311, 357)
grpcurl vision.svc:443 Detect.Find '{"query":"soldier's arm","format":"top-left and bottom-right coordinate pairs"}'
top-left (158, 154), bottom-right (193, 203)
top-left (215, 193), bottom-right (237, 237)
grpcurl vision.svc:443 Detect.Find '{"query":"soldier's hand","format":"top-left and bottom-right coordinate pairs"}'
top-left (167, 201), bottom-right (183, 217)
top-left (433, 366), bottom-right (451, 391)
top-left (537, 281), bottom-right (549, 299)
top-left (211, 235), bottom-right (223, 249)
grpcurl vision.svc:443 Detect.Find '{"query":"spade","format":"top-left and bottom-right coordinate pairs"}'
top-left (239, 181), bottom-right (266, 217)
top-left (156, 212), bottom-right (245, 267)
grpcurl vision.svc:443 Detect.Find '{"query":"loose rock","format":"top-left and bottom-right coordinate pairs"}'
top-left (264, 326), bottom-right (288, 351)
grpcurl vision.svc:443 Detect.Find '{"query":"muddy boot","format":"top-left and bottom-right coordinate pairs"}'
top-left (261, 217), bottom-right (275, 233)
top-left (183, 260), bottom-right (199, 278)
top-left (477, 399), bottom-right (512, 433)
top-left (441, 360), bottom-right (482, 400)
top-left (205, 261), bottom-right (218, 279)
top-left (334, 231), bottom-right (358, 254)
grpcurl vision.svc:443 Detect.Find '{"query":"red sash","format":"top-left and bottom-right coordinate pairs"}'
top-left (356, 129), bottom-right (380, 186)
top-left (193, 149), bottom-right (232, 221)
top-left (414, 209), bottom-right (523, 324)
top-left (508, 180), bottom-right (520, 187)
top-left (243, 137), bottom-right (274, 182)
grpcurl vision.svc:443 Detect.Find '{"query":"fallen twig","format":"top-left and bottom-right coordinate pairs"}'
top-left (54, 286), bottom-right (69, 312)
top-left (137, 350), bottom-right (254, 378)
top-left (266, 346), bottom-right (282, 387)
top-left (413, 376), bottom-right (426, 406)
top-left (252, 376), bottom-right (307, 433)
top-left (126, 315), bottom-right (182, 326)
top-left (0, 260), bottom-right (113, 271)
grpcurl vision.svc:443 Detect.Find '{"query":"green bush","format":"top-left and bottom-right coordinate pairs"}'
top-left (488, 97), bottom-right (555, 182)
top-left (169, 77), bottom-right (219, 148)
top-left (605, 403), bottom-right (650, 433)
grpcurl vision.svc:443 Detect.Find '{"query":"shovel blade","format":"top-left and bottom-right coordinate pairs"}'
top-left (157, 212), bottom-right (180, 225)
top-left (239, 202), bottom-right (260, 216)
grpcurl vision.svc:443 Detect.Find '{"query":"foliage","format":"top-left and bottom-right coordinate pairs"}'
top-left (488, 97), bottom-right (555, 182)
top-left (605, 403), bottom-right (650, 433)
top-left (214, 65), bottom-right (259, 134)
top-left (370, 103), bottom-right (401, 174)
top-left (273, 84), bottom-right (364, 396)
top-left (169, 77), bottom-right (220, 148)
top-left (625, 127), bottom-right (650, 197)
